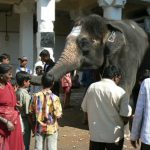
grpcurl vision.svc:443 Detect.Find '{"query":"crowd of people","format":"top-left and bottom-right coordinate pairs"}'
top-left (0, 51), bottom-right (62, 150)
top-left (0, 50), bottom-right (150, 150)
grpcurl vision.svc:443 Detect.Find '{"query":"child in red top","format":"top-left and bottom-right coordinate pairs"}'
top-left (61, 73), bottom-right (72, 109)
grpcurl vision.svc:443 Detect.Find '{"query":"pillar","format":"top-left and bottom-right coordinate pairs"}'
top-left (13, 0), bottom-right (34, 70)
top-left (36, 0), bottom-right (55, 61)
top-left (97, 0), bottom-right (126, 20)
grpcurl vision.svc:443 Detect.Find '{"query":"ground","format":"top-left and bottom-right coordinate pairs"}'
top-left (30, 87), bottom-right (140, 150)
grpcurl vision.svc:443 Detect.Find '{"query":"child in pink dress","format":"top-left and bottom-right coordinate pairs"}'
top-left (61, 73), bottom-right (72, 109)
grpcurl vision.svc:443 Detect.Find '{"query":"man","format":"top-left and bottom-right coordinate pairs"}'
top-left (130, 77), bottom-right (150, 150)
top-left (16, 56), bottom-right (32, 74)
top-left (39, 49), bottom-right (60, 96)
top-left (39, 49), bottom-right (55, 72)
top-left (81, 65), bottom-right (132, 150)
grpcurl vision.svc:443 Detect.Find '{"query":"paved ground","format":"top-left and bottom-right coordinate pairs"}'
top-left (30, 87), bottom-right (140, 150)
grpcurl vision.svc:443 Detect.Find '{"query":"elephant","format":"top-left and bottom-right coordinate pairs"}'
top-left (32, 14), bottom-right (149, 103)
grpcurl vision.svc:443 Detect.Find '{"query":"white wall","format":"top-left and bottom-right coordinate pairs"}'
top-left (0, 13), bottom-right (19, 32)
top-left (0, 33), bottom-right (19, 76)
top-left (0, 12), bottom-right (35, 77)
top-left (0, 13), bottom-right (20, 77)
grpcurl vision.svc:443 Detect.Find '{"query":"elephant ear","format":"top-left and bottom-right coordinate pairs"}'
top-left (104, 22), bottom-right (126, 56)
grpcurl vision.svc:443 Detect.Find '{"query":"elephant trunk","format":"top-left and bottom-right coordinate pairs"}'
top-left (48, 37), bottom-right (81, 81)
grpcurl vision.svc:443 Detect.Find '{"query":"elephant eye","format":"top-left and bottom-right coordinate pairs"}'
top-left (76, 37), bottom-right (91, 49)
top-left (82, 51), bottom-right (89, 56)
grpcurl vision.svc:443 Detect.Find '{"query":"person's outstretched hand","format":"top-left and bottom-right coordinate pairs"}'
top-left (7, 120), bottom-right (15, 131)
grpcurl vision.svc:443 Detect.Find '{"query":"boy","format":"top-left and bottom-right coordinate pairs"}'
top-left (16, 71), bottom-right (32, 150)
top-left (0, 53), bottom-right (10, 64)
top-left (16, 56), bottom-right (32, 74)
top-left (29, 73), bottom-right (62, 150)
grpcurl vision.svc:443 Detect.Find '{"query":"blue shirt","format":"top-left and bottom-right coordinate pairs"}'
top-left (131, 78), bottom-right (150, 144)
top-left (16, 66), bottom-right (32, 74)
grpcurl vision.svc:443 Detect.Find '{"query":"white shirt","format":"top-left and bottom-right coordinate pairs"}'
top-left (81, 79), bottom-right (132, 143)
top-left (33, 61), bottom-right (44, 76)
top-left (16, 66), bottom-right (32, 74)
top-left (131, 78), bottom-right (150, 145)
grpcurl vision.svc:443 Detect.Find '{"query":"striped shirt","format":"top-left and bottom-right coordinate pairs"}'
top-left (131, 78), bottom-right (150, 145)
top-left (29, 89), bottom-right (62, 134)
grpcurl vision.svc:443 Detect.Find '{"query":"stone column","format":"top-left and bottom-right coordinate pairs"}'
top-left (97, 0), bottom-right (126, 20)
top-left (13, 0), bottom-right (34, 70)
top-left (36, 0), bottom-right (55, 61)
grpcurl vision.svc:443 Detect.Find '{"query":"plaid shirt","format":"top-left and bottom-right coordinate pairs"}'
top-left (131, 78), bottom-right (150, 145)
top-left (29, 89), bottom-right (62, 134)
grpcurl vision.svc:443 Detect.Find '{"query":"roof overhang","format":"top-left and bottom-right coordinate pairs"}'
top-left (0, 0), bottom-right (21, 5)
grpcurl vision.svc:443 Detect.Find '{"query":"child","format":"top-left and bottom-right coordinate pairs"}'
top-left (16, 56), bottom-right (32, 74)
top-left (0, 53), bottom-right (10, 64)
top-left (16, 71), bottom-right (31, 150)
top-left (11, 78), bottom-right (24, 133)
top-left (29, 73), bottom-right (62, 150)
top-left (61, 72), bottom-right (72, 109)
top-left (11, 78), bottom-right (18, 92)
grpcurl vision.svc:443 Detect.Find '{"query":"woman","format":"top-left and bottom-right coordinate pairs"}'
top-left (0, 64), bottom-right (24, 150)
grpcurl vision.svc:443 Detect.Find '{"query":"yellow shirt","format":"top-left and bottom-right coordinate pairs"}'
top-left (29, 89), bottom-right (62, 134)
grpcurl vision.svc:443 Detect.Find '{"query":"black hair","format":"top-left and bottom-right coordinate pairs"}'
top-left (102, 65), bottom-right (122, 79)
top-left (139, 69), bottom-right (150, 82)
top-left (16, 71), bottom-right (31, 86)
top-left (0, 53), bottom-right (10, 62)
top-left (0, 64), bottom-right (12, 74)
top-left (39, 50), bottom-right (50, 57)
top-left (11, 78), bottom-right (17, 86)
top-left (41, 73), bottom-right (54, 88)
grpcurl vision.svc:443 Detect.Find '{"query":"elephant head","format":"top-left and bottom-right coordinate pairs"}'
top-left (32, 14), bottom-right (149, 100)
top-left (48, 15), bottom-right (122, 80)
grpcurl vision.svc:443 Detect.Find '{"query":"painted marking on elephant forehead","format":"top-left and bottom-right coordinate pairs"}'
top-left (108, 31), bottom-right (116, 42)
top-left (103, 31), bottom-right (116, 43)
top-left (103, 32), bottom-right (110, 43)
top-left (68, 26), bottom-right (81, 37)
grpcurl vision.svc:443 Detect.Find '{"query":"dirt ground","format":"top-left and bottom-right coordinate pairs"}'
top-left (30, 87), bottom-right (140, 150)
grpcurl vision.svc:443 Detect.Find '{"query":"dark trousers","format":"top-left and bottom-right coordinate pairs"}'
top-left (89, 138), bottom-right (124, 150)
top-left (141, 142), bottom-right (150, 150)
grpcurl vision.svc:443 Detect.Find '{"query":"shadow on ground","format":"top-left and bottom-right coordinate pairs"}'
top-left (59, 87), bottom-right (88, 130)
